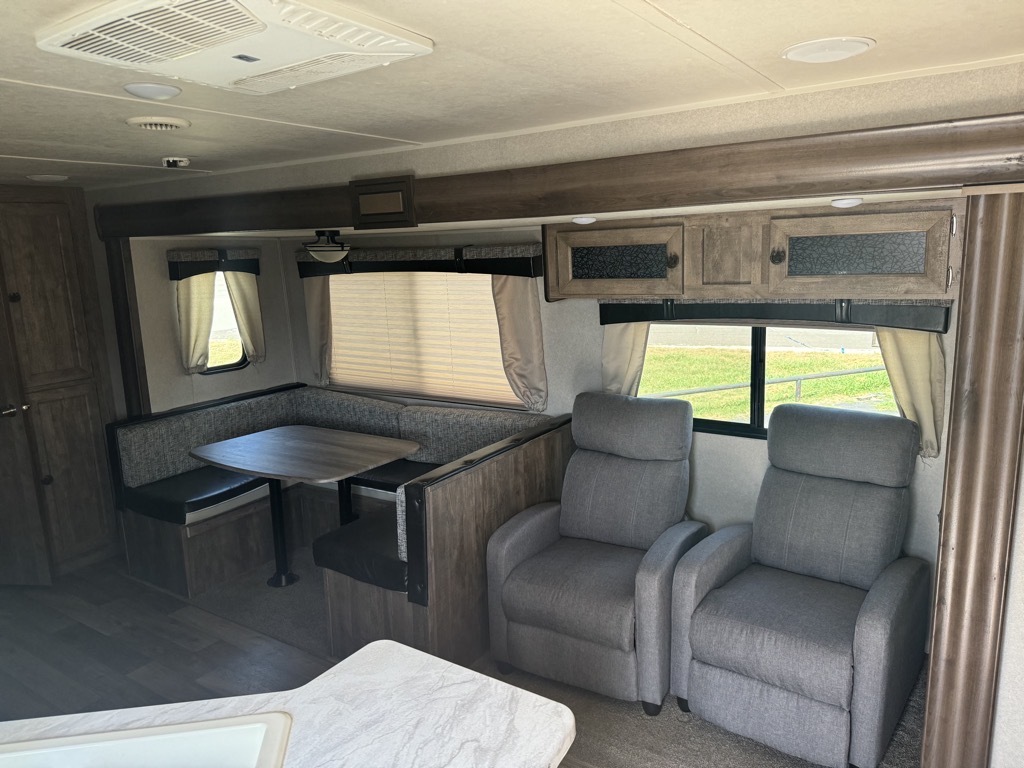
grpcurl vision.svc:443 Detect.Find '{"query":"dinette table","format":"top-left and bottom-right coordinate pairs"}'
top-left (190, 425), bottom-right (419, 588)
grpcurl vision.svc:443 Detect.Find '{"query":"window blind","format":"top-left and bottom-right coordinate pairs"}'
top-left (329, 272), bottom-right (519, 407)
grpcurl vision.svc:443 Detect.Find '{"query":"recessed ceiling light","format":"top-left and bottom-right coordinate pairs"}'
top-left (123, 82), bottom-right (181, 100)
top-left (125, 116), bottom-right (191, 131)
top-left (782, 37), bottom-right (876, 64)
top-left (571, 216), bottom-right (597, 225)
top-left (26, 174), bottom-right (69, 182)
top-left (831, 197), bottom-right (864, 209)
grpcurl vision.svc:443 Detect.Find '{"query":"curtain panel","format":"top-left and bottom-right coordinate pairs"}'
top-left (602, 322), bottom-right (651, 396)
top-left (491, 275), bottom-right (548, 411)
top-left (175, 273), bottom-right (216, 374)
top-left (877, 328), bottom-right (946, 457)
top-left (223, 271), bottom-right (266, 364)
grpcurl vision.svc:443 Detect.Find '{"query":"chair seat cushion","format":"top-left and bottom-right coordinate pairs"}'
top-left (502, 537), bottom-right (645, 652)
top-left (122, 466), bottom-right (266, 525)
top-left (690, 564), bottom-right (867, 708)
top-left (312, 509), bottom-right (407, 592)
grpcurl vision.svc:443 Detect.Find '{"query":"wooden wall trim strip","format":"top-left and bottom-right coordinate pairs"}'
top-left (103, 237), bottom-right (150, 417)
top-left (94, 112), bottom-right (1024, 239)
top-left (922, 193), bottom-right (1024, 768)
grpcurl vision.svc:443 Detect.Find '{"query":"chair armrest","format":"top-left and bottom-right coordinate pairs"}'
top-left (486, 501), bottom-right (563, 662)
top-left (635, 520), bottom-right (708, 705)
top-left (850, 556), bottom-right (930, 768)
top-left (669, 523), bottom-right (753, 700)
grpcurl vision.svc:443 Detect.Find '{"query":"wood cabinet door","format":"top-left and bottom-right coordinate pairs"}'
top-left (0, 302), bottom-right (51, 585)
top-left (0, 203), bottom-right (92, 390)
top-left (27, 381), bottom-right (115, 570)
top-left (766, 209), bottom-right (955, 299)
top-left (544, 222), bottom-right (684, 299)
top-left (683, 213), bottom-right (770, 298)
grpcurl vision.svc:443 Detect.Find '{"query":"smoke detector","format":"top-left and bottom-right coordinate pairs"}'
top-left (36, 0), bottom-right (433, 95)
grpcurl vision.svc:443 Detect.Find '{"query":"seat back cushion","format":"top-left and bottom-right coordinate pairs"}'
top-left (559, 392), bottom-right (692, 550)
top-left (289, 388), bottom-right (403, 437)
top-left (398, 406), bottom-right (550, 465)
top-left (753, 404), bottom-right (918, 589)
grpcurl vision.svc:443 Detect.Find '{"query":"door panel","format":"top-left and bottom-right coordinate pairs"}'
top-left (0, 299), bottom-right (51, 585)
top-left (27, 382), bottom-right (115, 569)
top-left (0, 203), bottom-right (92, 389)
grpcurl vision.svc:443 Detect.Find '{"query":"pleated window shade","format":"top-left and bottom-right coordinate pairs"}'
top-left (329, 272), bottom-right (519, 406)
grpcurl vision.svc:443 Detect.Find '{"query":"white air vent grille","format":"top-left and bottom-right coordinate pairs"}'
top-left (38, 0), bottom-right (433, 94)
top-left (58, 0), bottom-right (264, 64)
top-left (232, 52), bottom-right (410, 93)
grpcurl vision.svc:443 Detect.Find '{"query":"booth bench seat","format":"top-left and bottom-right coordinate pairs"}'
top-left (106, 384), bottom-right (554, 598)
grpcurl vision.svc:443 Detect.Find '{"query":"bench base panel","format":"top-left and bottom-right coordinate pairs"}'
top-left (121, 485), bottom-right (340, 598)
top-left (323, 568), bottom-right (428, 659)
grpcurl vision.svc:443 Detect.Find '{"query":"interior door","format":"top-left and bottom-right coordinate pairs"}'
top-left (0, 295), bottom-right (52, 585)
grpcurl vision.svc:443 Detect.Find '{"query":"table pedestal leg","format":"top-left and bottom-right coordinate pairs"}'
top-left (266, 478), bottom-right (298, 588)
top-left (338, 477), bottom-right (357, 526)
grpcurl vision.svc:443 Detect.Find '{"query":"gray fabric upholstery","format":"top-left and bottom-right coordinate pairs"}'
top-left (673, 404), bottom-right (927, 768)
top-left (670, 524), bottom-right (753, 700)
top-left (690, 564), bottom-right (866, 708)
top-left (752, 467), bottom-right (910, 590)
top-left (767, 403), bottom-right (919, 488)
top-left (571, 392), bottom-right (692, 460)
top-left (690, 661), bottom-right (850, 768)
top-left (486, 502), bottom-right (562, 662)
top-left (117, 409), bottom-right (211, 487)
top-left (503, 537), bottom-right (646, 652)
top-left (850, 556), bottom-right (931, 768)
top-left (398, 406), bottom-right (549, 464)
top-left (559, 450), bottom-right (688, 549)
top-left (635, 520), bottom-right (707, 705)
top-left (486, 391), bottom-right (699, 707)
top-left (507, 622), bottom-right (639, 701)
top-left (289, 388), bottom-right (403, 437)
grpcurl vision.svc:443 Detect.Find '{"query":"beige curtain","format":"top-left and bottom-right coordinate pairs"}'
top-left (877, 328), bottom-right (946, 458)
top-left (176, 273), bottom-right (216, 374)
top-left (303, 276), bottom-right (332, 386)
top-left (602, 322), bottom-right (650, 396)
top-left (491, 276), bottom-right (548, 411)
top-left (223, 271), bottom-right (266, 364)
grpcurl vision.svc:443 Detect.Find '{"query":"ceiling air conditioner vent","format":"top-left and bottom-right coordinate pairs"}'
top-left (37, 0), bottom-right (432, 94)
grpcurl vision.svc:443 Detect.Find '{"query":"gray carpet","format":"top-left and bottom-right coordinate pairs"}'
top-left (191, 551), bottom-right (924, 767)
top-left (190, 546), bottom-right (331, 658)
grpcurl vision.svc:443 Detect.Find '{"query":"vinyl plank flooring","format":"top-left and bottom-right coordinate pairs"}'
top-left (0, 669), bottom-right (57, 722)
top-left (127, 661), bottom-right (222, 703)
top-left (0, 635), bottom-right (103, 713)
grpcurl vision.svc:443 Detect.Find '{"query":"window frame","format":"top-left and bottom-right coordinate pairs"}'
top-left (646, 323), bottom-right (896, 440)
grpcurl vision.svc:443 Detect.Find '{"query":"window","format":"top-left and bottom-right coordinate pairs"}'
top-left (638, 323), bottom-right (898, 436)
top-left (328, 272), bottom-right (520, 406)
top-left (204, 271), bottom-right (247, 371)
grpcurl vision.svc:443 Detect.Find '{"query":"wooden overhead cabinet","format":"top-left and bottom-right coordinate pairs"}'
top-left (0, 187), bottom-right (116, 583)
top-left (766, 203), bottom-right (964, 299)
top-left (682, 213), bottom-right (770, 299)
top-left (544, 220), bottom-right (684, 299)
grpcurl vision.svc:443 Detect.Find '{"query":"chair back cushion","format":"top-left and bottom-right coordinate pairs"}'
top-left (752, 404), bottom-right (920, 590)
top-left (559, 393), bottom-right (692, 549)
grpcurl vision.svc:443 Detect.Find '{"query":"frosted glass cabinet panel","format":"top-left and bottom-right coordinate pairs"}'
top-left (544, 221), bottom-right (684, 299)
top-left (767, 209), bottom-right (959, 299)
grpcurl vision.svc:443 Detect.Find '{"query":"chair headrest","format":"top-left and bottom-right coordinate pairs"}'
top-left (767, 404), bottom-right (919, 487)
top-left (571, 392), bottom-right (692, 461)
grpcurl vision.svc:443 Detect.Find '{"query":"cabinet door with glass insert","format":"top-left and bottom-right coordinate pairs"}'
top-left (544, 221), bottom-right (684, 299)
top-left (766, 208), bottom-right (959, 299)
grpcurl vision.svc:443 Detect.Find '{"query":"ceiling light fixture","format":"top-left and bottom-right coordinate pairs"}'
top-left (26, 174), bottom-right (69, 182)
top-left (831, 197), bottom-right (865, 209)
top-left (303, 230), bottom-right (350, 263)
top-left (123, 82), bottom-right (181, 100)
top-left (125, 116), bottom-right (191, 131)
top-left (782, 37), bottom-right (876, 64)
top-left (571, 216), bottom-right (598, 225)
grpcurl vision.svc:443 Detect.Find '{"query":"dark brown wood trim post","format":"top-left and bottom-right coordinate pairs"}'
top-left (923, 193), bottom-right (1024, 767)
top-left (103, 237), bottom-right (150, 417)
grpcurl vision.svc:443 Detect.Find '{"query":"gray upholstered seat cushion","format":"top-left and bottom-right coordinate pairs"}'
top-left (767, 404), bottom-right (919, 488)
top-left (752, 467), bottom-right (910, 590)
top-left (398, 405), bottom-right (550, 464)
top-left (690, 564), bottom-right (867, 708)
top-left (502, 537), bottom-right (646, 652)
top-left (571, 391), bottom-right (692, 460)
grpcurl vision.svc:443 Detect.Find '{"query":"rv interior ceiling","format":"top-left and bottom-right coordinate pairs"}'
top-left (1, 0), bottom-right (1023, 189)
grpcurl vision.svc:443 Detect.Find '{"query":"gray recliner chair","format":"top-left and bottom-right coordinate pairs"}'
top-left (671, 404), bottom-right (930, 768)
top-left (487, 391), bottom-right (707, 715)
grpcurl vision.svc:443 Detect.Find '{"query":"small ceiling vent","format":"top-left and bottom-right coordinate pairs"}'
top-left (125, 115), bottom-right (192, 130)
top-left (37, 0), bottom-right (432, 94)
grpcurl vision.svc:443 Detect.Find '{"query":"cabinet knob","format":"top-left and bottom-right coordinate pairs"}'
top-left (769, 248), bottom-right (787, 265)
top-left (40, 475), bottom-right (54, 486)
top-left (666, 253), bottom-right (680, 269)
top-left (8, 292), bottom-right (21, 303)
